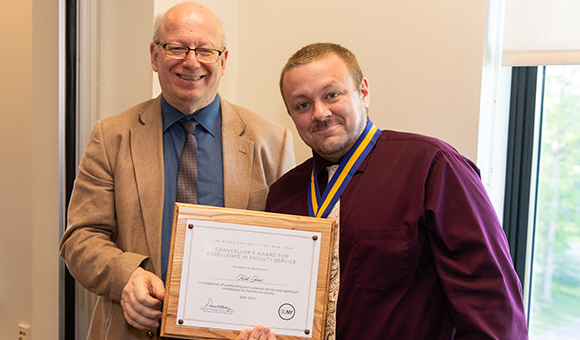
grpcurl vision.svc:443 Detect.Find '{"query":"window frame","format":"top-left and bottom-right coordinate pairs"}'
top-left (503, 66), bottom-right (540, 283)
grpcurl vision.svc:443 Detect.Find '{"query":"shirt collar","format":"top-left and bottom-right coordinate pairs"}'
top-left (312, 152), bottom-right (341, 176)
top-left (161, 94), bottom-right (221, 136)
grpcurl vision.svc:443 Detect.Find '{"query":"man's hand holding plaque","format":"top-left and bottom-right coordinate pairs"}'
top-left (237, 325), bottom-right (276, 340)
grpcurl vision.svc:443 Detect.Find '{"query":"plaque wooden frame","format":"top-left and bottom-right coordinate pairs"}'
top-left (160, 203), bottom-right (335, 340)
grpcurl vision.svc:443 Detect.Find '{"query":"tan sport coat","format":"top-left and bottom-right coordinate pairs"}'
top-left (59, 96), bottom-right (295, 339)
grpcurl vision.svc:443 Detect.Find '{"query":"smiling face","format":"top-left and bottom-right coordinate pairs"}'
top-left (150, 2), bottom-right (228, 114)
top-left (282, 54), bottom-right (370, 162)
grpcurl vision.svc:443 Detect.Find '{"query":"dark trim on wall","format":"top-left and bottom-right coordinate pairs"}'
top-left (64, 0), bottom-right (77, 339)
top-left (503, 66), bottom-right (542, 286)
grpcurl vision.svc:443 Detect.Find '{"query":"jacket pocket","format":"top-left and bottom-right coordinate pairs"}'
top-left (352, 227), bottom-right (411, 294)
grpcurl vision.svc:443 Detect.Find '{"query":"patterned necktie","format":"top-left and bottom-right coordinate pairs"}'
top-left (325, 165), bottom-right (340, 340)
top-left (176, 119), bottom-right (199, 204)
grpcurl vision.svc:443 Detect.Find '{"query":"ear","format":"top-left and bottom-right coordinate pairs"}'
top-left (150, 42), bottom-right (159, 72)
top-left (219, 48), bottom-right (229, 76)
top-left (360, 77), bottom-right (370, 108)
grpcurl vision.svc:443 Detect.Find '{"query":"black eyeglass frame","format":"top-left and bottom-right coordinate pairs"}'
top-left (156, 42), bottom-right (226, 63)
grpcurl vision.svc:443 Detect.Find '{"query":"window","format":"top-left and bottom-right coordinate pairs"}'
top-left (527, 65), bottom-right (580, 339)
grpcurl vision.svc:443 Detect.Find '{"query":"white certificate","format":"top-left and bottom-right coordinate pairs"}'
top-left (161, 204), bottom-right (335, 340)
top-left (179, 219), bottom-right (320, 336)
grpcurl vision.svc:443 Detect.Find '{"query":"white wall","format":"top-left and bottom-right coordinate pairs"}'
top-left (0, 0), bottom-right (60, 339)
top-left (98, 0), bottom-right (155, 121)
top-left (235, 0), bottom-right (487, 163)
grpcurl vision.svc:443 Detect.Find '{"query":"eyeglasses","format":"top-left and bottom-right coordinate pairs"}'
top-left (157, 43), bottom-right (225, 63)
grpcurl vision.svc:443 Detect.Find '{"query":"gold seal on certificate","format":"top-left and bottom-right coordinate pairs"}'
top-left (161, 204), bottom-right (335, 340)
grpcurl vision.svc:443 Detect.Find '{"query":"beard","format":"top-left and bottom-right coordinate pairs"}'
top-left (310, 116), bottom-right (367, 161)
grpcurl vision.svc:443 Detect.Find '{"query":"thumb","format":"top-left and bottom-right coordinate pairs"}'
top-left (148, 275), bottom-right (166, 301)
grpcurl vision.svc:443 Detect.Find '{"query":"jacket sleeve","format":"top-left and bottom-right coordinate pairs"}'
top-left (59, 120), bottom-right (148, 302)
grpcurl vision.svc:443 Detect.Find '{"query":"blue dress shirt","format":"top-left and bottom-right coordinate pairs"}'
top-left (160, 95), bottom-right (224, 283)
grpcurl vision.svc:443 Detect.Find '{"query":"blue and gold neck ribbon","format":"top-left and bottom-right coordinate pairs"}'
top-left (308, 120), bottom-right (381, 218)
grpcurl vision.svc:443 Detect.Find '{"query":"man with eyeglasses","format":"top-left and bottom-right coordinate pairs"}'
top-left (59, 2), bottom-right (292, 340)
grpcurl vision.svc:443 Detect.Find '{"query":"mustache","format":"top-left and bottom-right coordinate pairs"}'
top-left (312, 119), bottom-right (337, 132)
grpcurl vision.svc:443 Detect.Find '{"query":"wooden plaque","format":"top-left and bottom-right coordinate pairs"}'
top-left (161, 203), bottom-right (335, 340)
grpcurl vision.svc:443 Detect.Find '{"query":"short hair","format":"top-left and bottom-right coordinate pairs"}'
top-left (279, 43), bottom-right (364, 103)
top-left (152, 14), bottom-right (163, 44)
top-left (151, 13), bottom-right (227, 49)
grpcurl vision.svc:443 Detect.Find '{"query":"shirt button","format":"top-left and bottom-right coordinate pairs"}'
top-left (146, 331), bottom-right (154, 339)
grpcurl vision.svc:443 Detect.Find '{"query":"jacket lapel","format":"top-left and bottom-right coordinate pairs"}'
top-left (220, 98), bottom-right (254, 209)
top-left (130, 96), bottom-right (164, 275)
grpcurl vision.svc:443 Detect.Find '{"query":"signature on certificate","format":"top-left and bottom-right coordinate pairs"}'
top-left (200, 298), bottom-right (235, 315)
top-left (236, 274), bottom-right (265, 283)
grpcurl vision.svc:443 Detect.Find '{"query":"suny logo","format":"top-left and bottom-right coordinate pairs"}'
top-left (278, 303), bottom-right (296, 320)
